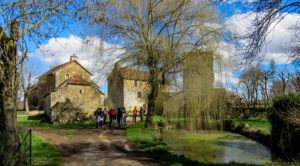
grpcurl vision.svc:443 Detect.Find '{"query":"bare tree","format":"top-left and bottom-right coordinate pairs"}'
top-left (94, 0), bottom-right (221, 127)
top-left (290, 71), bottom-right (300, 93)
top-left (239, 0), bottom-right (300, 62)
top-left (239, 66), bottom-right (262, 107)
top-left (22, 60), bottom-right (40, 112)
top-left (289, 22), bottom-right (300, 59)
top-left (0, 1), bottom-right (89, 165)
top-left (277, 67), bottom-right (291, 95)
top-left (258, 60), bottom-right (275, 106)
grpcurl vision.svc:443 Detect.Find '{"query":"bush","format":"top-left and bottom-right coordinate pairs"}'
top-left (49, 98), bottom-right (87, 124)
top-left (270, 94), bottom-right (300, 161)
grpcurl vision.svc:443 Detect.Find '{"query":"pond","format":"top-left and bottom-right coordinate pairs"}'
top-left (163, 130), bottom-right (271, 165)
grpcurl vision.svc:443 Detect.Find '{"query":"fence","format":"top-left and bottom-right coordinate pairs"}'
top-left (18, 128), bottom-right (32, 166)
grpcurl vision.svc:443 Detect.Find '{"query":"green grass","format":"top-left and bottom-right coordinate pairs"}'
top-left (232, 118), bottom-right (271, 135)
top-left (31, 135), bottom-right (60, 166)
top-left (17, 113), bottom-right (95, 129)
top-left (127, 116), bottom-right (263, 166)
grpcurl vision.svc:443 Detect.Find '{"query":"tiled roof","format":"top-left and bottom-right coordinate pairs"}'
top-left (39, 61), bottom-right (71, 78)
top-left (64, 75), bottom-right (91, 86)
top-left (119, 68), bottom-right (150, 81)
top-left (39, 60), bottom-right (92, 78)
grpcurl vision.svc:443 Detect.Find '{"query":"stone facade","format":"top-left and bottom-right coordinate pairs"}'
top-left (108, 65), bottom-right (150, 111)
top-left (28, 55), bottom-right (104, 117)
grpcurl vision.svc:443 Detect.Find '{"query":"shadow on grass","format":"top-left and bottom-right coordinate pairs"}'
top-left (32, 135), bottom-right (60, 166)
top-left (18, 114), bottom-right (95, 129)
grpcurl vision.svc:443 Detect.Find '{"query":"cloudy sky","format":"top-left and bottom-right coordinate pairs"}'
top-left (24, 1), bottom-right (299, 94)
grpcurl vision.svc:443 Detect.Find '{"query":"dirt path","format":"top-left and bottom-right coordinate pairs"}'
top-left (33, 126), bottom-right (160, 166)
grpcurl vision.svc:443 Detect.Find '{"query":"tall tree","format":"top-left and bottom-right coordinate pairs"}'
top-left (258, 60), bottom-right (275, 106)
top-left (23, 60), bottom-right (40, 113)
top-left (94, 0), bottom-right (220, 127)
top-left (0, 22), bottom-right (19, 166)
top-left (239, 67), bottom-right (261, 107)
top-left (277, 67), bottom-right (291, 95)
top-left (0, 1), bottom-right (88, 164)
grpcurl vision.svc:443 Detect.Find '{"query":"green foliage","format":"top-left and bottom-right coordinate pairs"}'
top-left (31, 135), bottom-right (60, 166)
top-left (270, 94), bottom-right (300, 161)
top-left (50, 98), bottom-right (88, 124)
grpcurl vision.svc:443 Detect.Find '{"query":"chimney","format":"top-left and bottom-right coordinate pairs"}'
top-left (70, 54), bottom-right (78, 62)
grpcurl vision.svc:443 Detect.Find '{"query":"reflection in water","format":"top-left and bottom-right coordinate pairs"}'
top-left (163, 130), bottom-right (271, 165)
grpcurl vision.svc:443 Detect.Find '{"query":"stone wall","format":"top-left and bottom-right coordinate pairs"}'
top-left (108, 73), bottom-right (124, 108)
top-left (51, 84), bottom-right (102, 116)
top-left (28, 87), bottom-right (39, 109)
top-left (123, 79), bottom-right (149, 111)
top-left (56, 61), bottom-right (91, 87)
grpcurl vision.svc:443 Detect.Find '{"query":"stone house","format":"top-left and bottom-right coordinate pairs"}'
top-left (29, 55), bottom-right (104, 116)
top-left (108, 64), bottom-right (169, 111)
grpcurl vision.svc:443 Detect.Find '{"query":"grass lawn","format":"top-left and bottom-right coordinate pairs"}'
top-left (31, 135), bottom-right (60, 166)
top-left (232, 118), bottom-right (271, 135)
top-left (127, 116), bottom-right (264, 166)
top-left (17, 112), bottom-right (95, 129)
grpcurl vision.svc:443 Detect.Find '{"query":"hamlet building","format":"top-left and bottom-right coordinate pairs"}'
top-left (107, 64), bottom-right (169, 111)
top-left (28, 54), bottom-right (105, 116)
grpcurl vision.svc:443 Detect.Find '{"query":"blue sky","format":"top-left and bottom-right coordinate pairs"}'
top-left (2, 1), bottom-right (298, 94)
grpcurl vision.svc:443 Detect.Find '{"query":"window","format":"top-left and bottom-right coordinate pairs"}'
top-left (137, 91), bottom-right (142, 98)
top-left (80, 89), bottom-right (83, 94)
top-left (66, 74), bottom-right (70, 79)
top-left (134, 80), bottom-right (137, 87)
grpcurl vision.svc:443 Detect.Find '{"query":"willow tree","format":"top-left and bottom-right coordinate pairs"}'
top-left (94, 0), bottom-right (220, 127)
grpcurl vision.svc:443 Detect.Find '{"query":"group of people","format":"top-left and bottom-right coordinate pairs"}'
top-left (94, 106), bottom-right (145, 128)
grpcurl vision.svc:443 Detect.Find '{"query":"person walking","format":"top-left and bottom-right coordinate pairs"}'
top-left (112, 108), bottom-right (117, 126)
top-left (98, 108), bottom-right (104, 128)
top-left (94, 108), bottom-right (100, 128)
top-left (108, 108), bottom-right (113, 127)
top-left (117, 107), bottom-right (123, 127)
top-left (132, 107), bottom-right (138, 123)
top-left (96, 108), bottom-right (103, 128)
top-left (103, 108), bottom-right (108, 124)
top-left (139, 107), bottom-right (145, 122)
top-left (122, 107), bottom-right (127, 127)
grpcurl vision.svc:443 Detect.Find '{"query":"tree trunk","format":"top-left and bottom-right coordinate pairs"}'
top-left (145, 68), bottom-right (160, 128)
top-left (24, 90), bottom-right (29, 113)
top-left (0, 22), bottom-right (20, 166)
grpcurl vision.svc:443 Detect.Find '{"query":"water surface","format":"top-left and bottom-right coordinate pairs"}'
top-left (163, 130), bottom-right (271, 165)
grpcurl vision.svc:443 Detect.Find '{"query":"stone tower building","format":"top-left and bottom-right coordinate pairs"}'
top-left (163, 50), bottom-right (215, 129)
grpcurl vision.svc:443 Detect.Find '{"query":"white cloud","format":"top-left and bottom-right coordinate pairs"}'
top-left (212, 12), bottom-right (300, 90)
top-left (30, 35), bottom-right (123, 88)
top-left (225, 12), bottom-right (300, 64)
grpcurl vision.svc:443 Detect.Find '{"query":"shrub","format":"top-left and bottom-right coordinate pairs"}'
top-left (270, 94), bottom-right (300, 161)
top-left (49, 98), bottom-right (87, 124)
